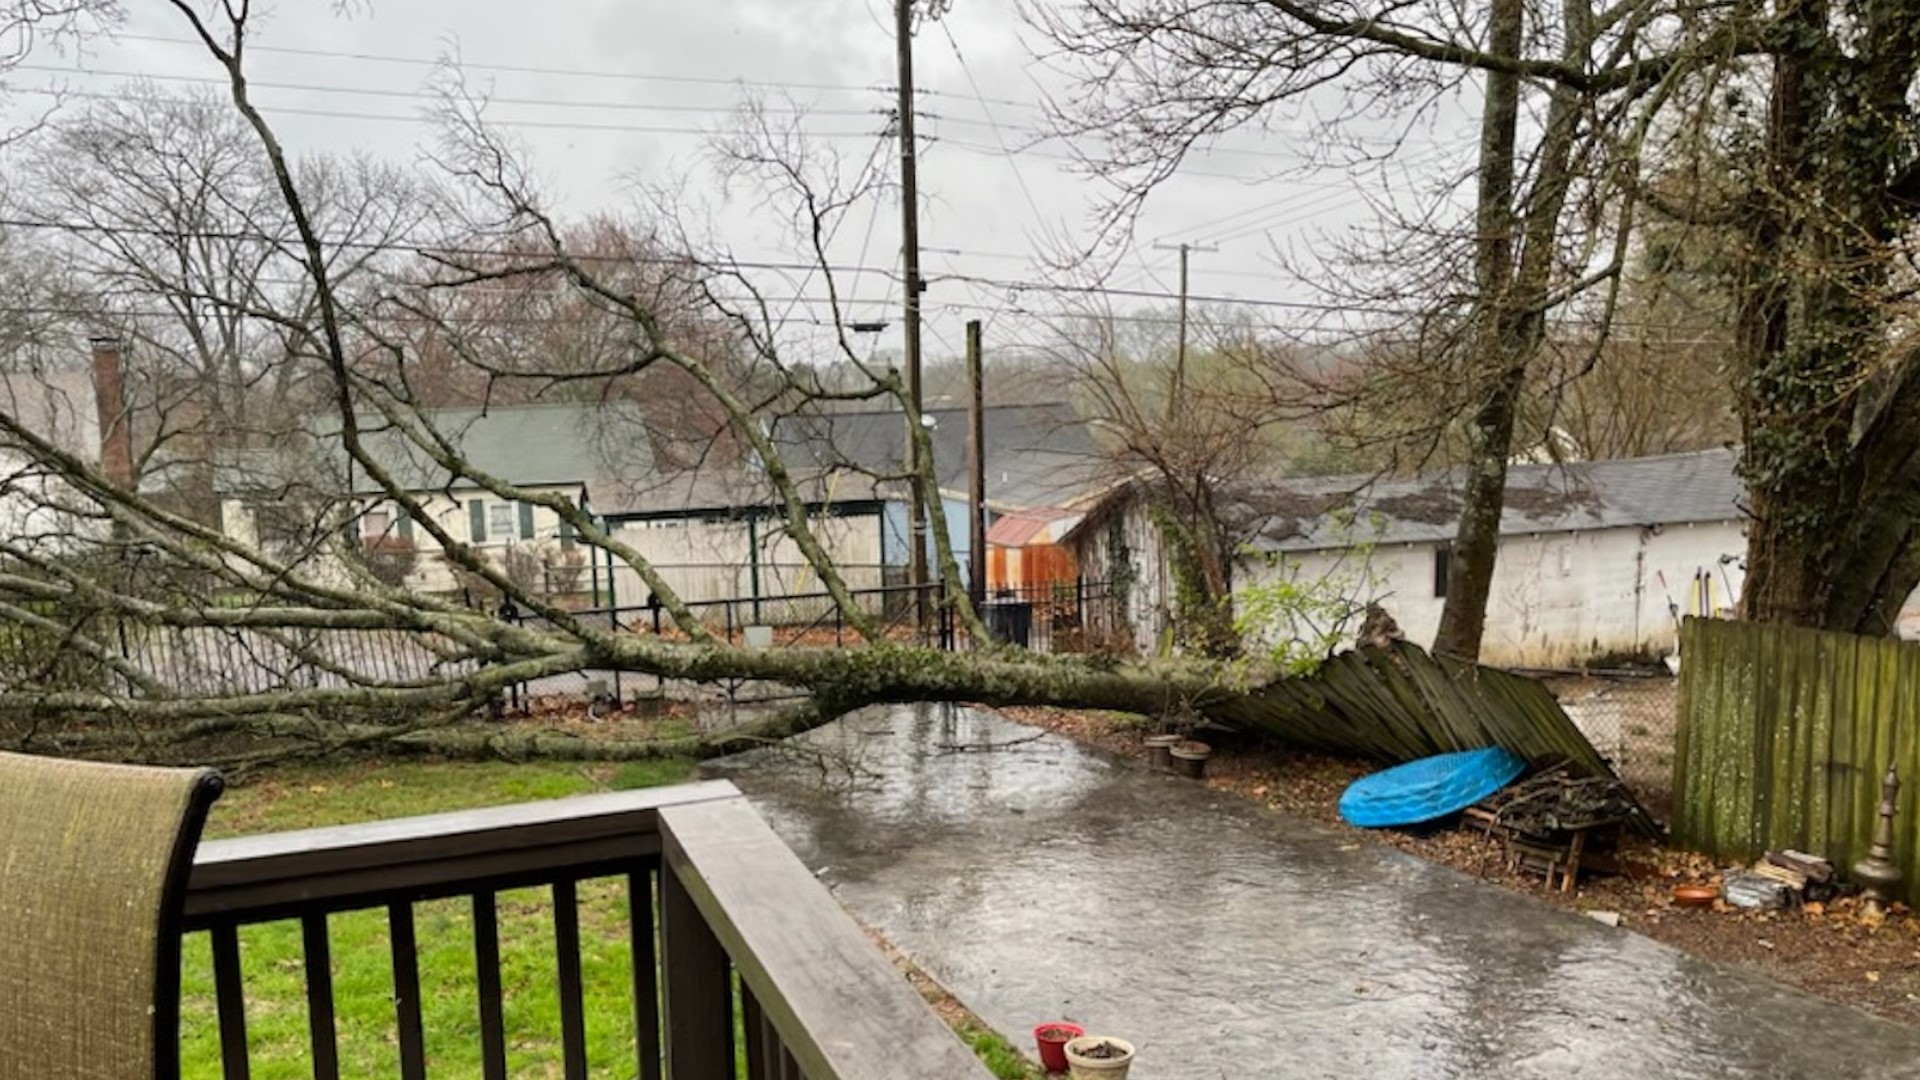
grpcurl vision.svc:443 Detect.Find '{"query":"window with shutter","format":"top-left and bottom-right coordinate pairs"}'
top-left (518, 501), bottom-right (535, 540)
top-left (488, 502), bottom-right (515, 539)
top-left (468, 499), bottom-right (487, 542)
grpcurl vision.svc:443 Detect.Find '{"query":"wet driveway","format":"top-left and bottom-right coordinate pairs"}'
top-left (706, 705), bottom-right (1920, 1079)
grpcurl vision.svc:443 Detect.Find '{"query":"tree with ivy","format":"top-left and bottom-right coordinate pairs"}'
top-left (1700, 3), bottom-right (1920, 633)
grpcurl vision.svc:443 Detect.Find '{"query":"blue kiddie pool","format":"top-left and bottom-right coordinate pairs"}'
top-left (1338, 747), bottom-right (1529, 828)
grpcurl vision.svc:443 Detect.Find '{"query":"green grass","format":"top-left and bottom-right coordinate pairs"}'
top-left (179, 755), bottom-right (1024, 1079)
top-left (182, 757), bottom-right (695, 1079)
top-left (959, 1023), bottom-right (1047, 1080)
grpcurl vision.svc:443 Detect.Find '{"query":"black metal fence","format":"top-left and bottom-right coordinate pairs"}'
top-left (505, 577), bottom-right (1124, 653)
top-left (496, 578), bottom-right (1127, 708)
top-left (0, 578), bottom-right (1128, 718)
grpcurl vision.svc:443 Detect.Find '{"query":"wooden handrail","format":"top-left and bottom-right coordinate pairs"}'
top-left (661, 796), bottom-right (995, 1080)
top-left (184, 780), bottom-right (741, 926)
top-left (180, 778), bottom-right (994, 1080)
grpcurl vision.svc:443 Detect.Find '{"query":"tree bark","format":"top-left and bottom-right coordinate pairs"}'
top-left (1432, 0), bottom-right (1591, 660)
top-left (1733, 1), bottom-right (1920, 635)
top-left (1432, 0), bottom-right (1524, 661)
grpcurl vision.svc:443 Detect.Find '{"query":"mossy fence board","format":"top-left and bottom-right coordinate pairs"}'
top-left (1674, 617), bottom-right (1920, 902)
top-left (1210, 642), bottom-right (1619, 783)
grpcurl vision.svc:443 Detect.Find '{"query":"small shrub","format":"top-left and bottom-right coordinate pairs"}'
top-left (362, 536), bottom-right (418, 588)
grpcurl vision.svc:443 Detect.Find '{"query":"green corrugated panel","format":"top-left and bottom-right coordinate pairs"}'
top-left (1763, 623), bottom-right (1800, 852)
top-left (1746, 621), bottom-right (1774, 857)
top-left (1804, 629), bottom-right (1838, 860)
top-left (1673, 619), bottom-right (1700, 847)
top-left (1203, 640), bottom-right (1631, 813)
top-left (1867, 641), bottom-right (1900, 876)
top-left (1822, 632), bottom-right (1859, 874)
top-left (1694, 617), bottom-right (1725, 852)
top-left (1896, 647), bottom-right (1920, 904)
top-left (1712, 618), bottom-right (1758, 853)
top-left (1675, 620), bottom-right (1920, 903)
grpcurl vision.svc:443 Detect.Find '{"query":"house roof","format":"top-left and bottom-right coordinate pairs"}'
top-left (985, 505), bottom-right (1081, 548)
top-left (769, 402), bottom-right (1104, 510)
top-left (1245, 447), bottom-right (1745, 553)
top-left (591, 462), bottom-right (882, 519)
top-left (351, 404), bottom-right (650, 494)
top-left (215, 402), bottom-right (652, 501)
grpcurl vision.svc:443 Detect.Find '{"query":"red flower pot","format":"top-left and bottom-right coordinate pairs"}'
top-left (1033, 1022), bottom-right (1084, 1073)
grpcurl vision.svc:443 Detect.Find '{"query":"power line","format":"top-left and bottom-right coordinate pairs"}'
top-left (4, 85), bottom-right (893, 139)
top-left (11, 62), bottom-right (895, 118)
top-left (31, 58), bottom-right (1434, 170)
top-left (940, 271), bottom-right (1402, 315)
top-left (0, 213), bottom-right (910, 277)
top-left (15, 62), bottom-right (1032, 136)
top-left (0, 292), bottom-right (1733, 339)
top-left (14, 67), bottom-right (1390, 183)
top-left (4, 214), bottom-right (1705, 332)
top-left (937, 20), bottom-right (1046, 224)
top-left (112, 31), bottom-right (1046, 112)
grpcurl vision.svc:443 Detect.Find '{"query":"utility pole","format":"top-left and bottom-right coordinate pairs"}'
top-left (896, 0), bottom-right (930, 637)
top-left (965, 320), bottom-right (986, 613)
top-left (1152, 241), bottom-right (1218, 411)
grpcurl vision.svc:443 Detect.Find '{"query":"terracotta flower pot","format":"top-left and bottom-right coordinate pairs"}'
top-left (1033, 1022), bottom-right (1084, 1073)
top-left (1673, 883), bottom-right (1717, 908)
top-left (1064, 1035), bottom-right (1135, 1080)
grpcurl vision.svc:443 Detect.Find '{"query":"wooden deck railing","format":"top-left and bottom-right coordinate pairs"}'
top-left (182, 779), bottom-right (991, 1080)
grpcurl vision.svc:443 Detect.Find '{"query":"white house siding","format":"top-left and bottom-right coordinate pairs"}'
top-left (0, 452), bottom-right (104, 554)
top-left (393, 487), bottom-right (590, 594)
top-left (1069, 498), bottom-right (1171, 656)
top-left (604, 511), bottom-right (886, 610)
top-left (220, 486), bottom-right (589, 596)
top-left (1241, 520), bottom-right (1756, 668)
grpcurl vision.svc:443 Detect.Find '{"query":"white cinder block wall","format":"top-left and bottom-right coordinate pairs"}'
top-left (1240, 520), bottom-right (1761, 667)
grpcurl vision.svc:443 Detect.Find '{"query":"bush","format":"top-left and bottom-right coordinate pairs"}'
top-left (362, 536), bottom-right (419, 588)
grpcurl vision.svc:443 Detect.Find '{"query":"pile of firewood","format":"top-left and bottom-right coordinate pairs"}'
top-left (1725, 850), bottom-right (1838, 909)
top-left (1479, 764), bottom-right (1639, 838)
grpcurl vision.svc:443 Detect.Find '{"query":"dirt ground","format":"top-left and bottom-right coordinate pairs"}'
top-left (1002, 705), bottom-right (1920, 1028)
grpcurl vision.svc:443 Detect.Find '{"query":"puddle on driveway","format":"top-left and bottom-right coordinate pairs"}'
top-left (708, 705), bottom-right (1920, 1079)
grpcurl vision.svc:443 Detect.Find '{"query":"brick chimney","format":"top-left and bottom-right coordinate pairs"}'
top-left (89, 336), bottom-right (134, 489)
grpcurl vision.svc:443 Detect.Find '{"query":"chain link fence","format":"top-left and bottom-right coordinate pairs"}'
top-left (1539, 673), bottom-right (1679, 817)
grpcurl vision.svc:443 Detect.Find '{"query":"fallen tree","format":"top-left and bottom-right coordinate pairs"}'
top-left (0, 1), bottom-right (1297, 770)
top-left (0, 5), bottom-right (1638, 786)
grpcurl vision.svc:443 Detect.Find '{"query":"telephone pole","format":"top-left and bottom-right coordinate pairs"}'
top-left (965, 320), bottom-right (986, 611)
top-left (1152, 241), bottom-right (1218, 410)
top-left (896, 0), bottom-right (930, 635)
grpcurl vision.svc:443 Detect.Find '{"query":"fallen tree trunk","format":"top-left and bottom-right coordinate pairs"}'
top-left (6, 636), bottom-right (1627, 806)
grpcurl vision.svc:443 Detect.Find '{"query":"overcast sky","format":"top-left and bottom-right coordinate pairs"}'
top-left (11, 1), bottom-right (1477, 364)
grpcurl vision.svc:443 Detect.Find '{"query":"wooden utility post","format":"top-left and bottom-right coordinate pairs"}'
top-left (966, 320), bottom-right (986, 610)
top-left (1152, 241), bottom-right (1218, 412)
top-left (896, 0), bottom-right (930, 636)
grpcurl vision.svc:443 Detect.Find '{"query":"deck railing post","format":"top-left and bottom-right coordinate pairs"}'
top-left (660, 862), bottom-right (733, 1080)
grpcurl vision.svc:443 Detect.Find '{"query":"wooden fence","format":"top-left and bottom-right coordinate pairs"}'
top-left (1210, 641), bottom-right (1623, 785)
top-left (1673, 617), bottom-right (1920, 902)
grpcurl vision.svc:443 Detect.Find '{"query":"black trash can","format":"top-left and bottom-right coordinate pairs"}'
top-left (985, 601), bottom-right (1033, 648)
